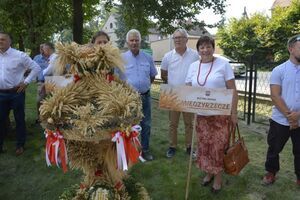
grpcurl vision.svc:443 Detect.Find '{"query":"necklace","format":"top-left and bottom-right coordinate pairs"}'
top-left (197, 58), bottom-right (214, 86)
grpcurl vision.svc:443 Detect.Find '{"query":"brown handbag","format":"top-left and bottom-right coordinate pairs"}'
top-left (223, 124), bottom-right (249, 175)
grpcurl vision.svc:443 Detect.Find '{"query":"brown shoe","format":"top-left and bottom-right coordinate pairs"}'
top-left (262, 172), bottom-right (276, 185)
top-left (16, 147), bottom-right (24, 156)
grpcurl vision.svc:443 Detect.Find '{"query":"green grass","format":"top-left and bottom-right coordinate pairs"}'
top-left (0, 83), bottom-right (300, 200)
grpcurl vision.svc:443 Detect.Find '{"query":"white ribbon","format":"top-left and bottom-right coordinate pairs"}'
top-left (111, 132), bottom-right (128, 171)
top-left (131, 125), bottom-right (142, 132)
top-left (130, 125), bottom-right (146, 162)
top-left (45, 131), bottom-right (51, 167)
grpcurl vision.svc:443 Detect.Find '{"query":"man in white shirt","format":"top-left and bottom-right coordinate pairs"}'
top-left (161, 29), bottom-right (199, 158)
top-left (0, 31), bottom-right (41, 156)
top-left (263, 34), bottom-right (300, 186)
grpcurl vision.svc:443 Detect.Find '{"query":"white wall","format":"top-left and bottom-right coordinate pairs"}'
top-left (102, 14), bottom-right (118, 46)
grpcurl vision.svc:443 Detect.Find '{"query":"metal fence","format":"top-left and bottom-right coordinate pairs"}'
top-left (154, 60), bottom-right (280, 125)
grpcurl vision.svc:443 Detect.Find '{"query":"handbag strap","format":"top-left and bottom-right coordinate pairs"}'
top-left (228, 123), bottom-right (241, 147)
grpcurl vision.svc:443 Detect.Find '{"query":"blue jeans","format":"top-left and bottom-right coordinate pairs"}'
top-left (140, 92), bottom-right (151, 151)
top-left (0, 92), bottom-right (26, 148)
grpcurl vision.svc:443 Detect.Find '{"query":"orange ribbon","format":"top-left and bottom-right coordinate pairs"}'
top-left (123, 131), bottom-right (140, 164)
top-left (111, 128), bottom-right (141, 170)
top-left (45, 129), bottom-right (68, 173)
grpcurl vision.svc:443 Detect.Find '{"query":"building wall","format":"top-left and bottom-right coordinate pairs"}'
top-left (151, 36), bottom-right (201, 61)
top-left (148, 33), bottom-right (162, 43)
top-left (102, 15), bottom-right (118, 46)
top-left (151, 36), bottom-right (223, 61)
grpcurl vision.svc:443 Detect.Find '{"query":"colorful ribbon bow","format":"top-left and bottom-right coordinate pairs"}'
top-left (45, 129), bottom-right (68, 173)
top-left (111, 125), bottom-right (142, 171)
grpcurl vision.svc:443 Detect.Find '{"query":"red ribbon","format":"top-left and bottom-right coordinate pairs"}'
top-left (73, 74), bottom-right (81, 83)
top-left (111, 129), bottom-right (141, 169)
top-left (45, 129), bottom-right (68, 173)
top-left (106, 74), bottom-right (114, 82)
top-left (123, 131), bottom-right (140, 164)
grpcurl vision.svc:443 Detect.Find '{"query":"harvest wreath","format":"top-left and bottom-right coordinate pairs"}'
top-left (40, 42), bottom-right (150, 200)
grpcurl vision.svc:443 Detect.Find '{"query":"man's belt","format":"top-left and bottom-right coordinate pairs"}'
top-left (140, 90), bottom-right (150, 95)
top-left (0, 87), bottom-right (19, 93)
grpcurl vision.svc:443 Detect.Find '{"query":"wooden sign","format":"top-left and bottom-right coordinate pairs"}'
top-left (159, 84), bottom-right (233, 115)
top-left (44, 75), bottom-right (73, 94)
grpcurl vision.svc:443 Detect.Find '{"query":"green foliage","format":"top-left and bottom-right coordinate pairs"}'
top-left (217, 0), bottom-right (300, 63)
top-left (217, 14), bottom-right (270, 62)
top-left (115, 11), bottom-right (127, 48)
top-left (114, 6), bottom-right (151, 49)
top-left (105, 0), bottom-right (227, 35)
top-left (264, 0), bottom-right (300, 62)
top-left (0, 0), bottom-right (72, 54)
top-left (0, 0), bottom-right (100, 55)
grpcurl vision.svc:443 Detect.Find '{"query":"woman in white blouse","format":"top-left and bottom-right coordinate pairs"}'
top-left (185, 36), bottom-right (238, 193)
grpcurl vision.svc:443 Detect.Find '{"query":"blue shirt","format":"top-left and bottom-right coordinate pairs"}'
top-left (121, 50), bottom-right (157, 93)
top-left (270, 60), bottom-right (300, 126)
top-left (33, 54), bottom-right (48, 81)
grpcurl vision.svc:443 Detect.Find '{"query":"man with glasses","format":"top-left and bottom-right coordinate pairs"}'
top-left (161, 29), bottom-right (199, 158)
top-left (263, 34), bottom-right (300, 185)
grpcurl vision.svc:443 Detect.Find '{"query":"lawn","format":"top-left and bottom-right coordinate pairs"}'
top-left (0, 83), bottom-right (300, 200)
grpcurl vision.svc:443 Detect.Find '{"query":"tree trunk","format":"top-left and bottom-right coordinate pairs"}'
top-left (73, 0), bottom-right (83, 44)
top-left (18, 36), bottom-right (25, 52)
top-left (26, 0), bottom-right (38, 57)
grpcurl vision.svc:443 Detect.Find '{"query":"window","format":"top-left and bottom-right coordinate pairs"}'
top-left (110, 23), bottom-right (113, 29)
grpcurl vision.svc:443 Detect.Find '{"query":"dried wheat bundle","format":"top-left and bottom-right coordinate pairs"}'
top-left (40, 74), bottom-right (142, 141)
top-left (89, 74), bottom-right (143, 124)
top-left (40, 79), bottom-right (92, 127)
top-left (54, 42), bottom-right (124, 76)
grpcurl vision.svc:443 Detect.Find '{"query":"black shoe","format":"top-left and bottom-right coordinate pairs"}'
top-left (211, 186), bottom-right (221, 194)
top-left (0, 147), bottom-right (6, 154)
top-left (142, 151), bottom-right (154, 161)
top-left (166, 147), bottom-right (176, 158)
top-left (186, 147), bottom-right (192, 154)
top-left (201, 177), bottom-right (213, 186)
top-left (186, 147), bottom-right (197, 159)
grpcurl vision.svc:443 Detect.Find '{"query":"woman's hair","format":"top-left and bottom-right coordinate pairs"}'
top-left (91, 31), bottom-right (110, 44)
top-left (196, 36), bottom-right (215, 50)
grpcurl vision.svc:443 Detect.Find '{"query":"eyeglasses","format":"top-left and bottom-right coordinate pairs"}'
top-left (172, 36), bottom-right (187, 40)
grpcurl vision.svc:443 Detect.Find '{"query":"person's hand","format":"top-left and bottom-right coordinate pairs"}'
top-left (16, 82), bottom-right (28, 93)
top-left (287, 111), bottom-right (300, 122)
top-left (287, 111), bottom-right (300, 130)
